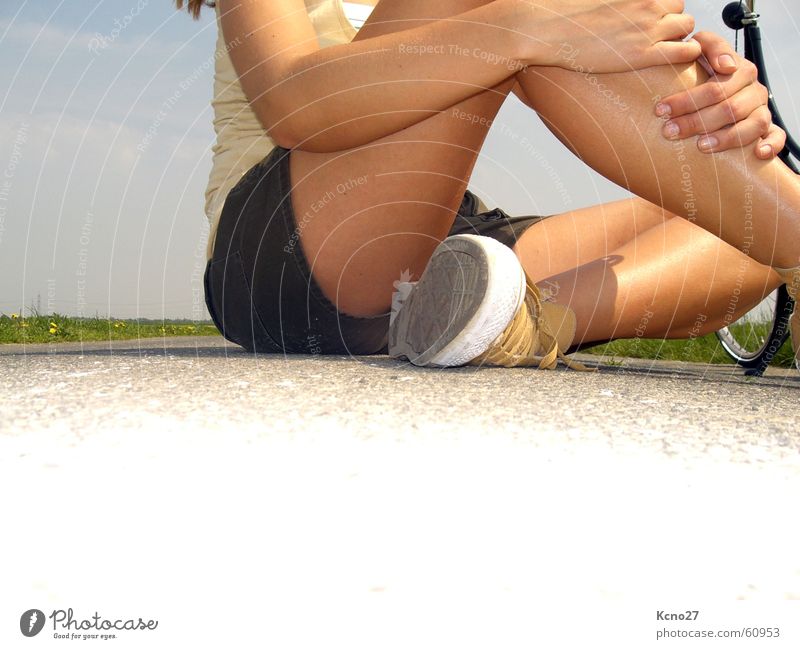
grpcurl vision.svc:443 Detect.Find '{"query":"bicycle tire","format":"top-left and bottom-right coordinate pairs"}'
top-left (715, 3), bottom-right (797, 372)
top-left (715, 285), bottom-right (793, 372)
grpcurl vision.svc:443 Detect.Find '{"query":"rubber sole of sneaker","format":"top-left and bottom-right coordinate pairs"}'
top-left (388, 234), bottom-right (525, 367)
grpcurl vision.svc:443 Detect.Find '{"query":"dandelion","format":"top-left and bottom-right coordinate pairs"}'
top-left (49, 322), bottom-right (58, 335)
top-left (11, 313), bottom-right (19, 319)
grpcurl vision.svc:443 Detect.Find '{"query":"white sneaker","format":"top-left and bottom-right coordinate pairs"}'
top-left (388, 234), bottom-right (525, 367)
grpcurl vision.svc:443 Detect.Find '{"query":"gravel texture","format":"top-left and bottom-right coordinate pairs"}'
top-left (1, 337), bottom-right (799, 647)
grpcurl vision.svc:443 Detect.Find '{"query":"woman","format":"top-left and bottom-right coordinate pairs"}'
top-left (182, 0), bottom-right (800, 370)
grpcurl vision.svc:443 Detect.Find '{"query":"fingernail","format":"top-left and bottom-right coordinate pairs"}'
top-left (698, 135), bottom-right (719, 151)
top-left (759, 144), bottom-right (773, 157)
top-left (664, 122), bottom-right (680, 138)
top-left (718, 54), bottom-right (736, 69)
top-left (655, 102), bottom-right (671, 117)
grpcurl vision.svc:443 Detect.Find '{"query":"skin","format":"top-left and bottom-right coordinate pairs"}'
top-left (222, 0), bottom-right (703, 151)
top-left (216, 0), bottom-right (796, 346)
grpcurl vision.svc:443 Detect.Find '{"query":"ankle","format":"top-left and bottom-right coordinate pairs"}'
top-left (773, 266), bottom-right (800, 299)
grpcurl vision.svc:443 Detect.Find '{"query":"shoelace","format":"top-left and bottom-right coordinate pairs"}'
top-left (470, 274), bottom-right (595, 371)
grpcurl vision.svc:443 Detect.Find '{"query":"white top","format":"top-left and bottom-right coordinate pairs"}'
top-left (205, 0), bottom-right (369, 258)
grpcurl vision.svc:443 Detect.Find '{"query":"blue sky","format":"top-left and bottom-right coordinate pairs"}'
top-left (1, 1), bottom-right (799, 319)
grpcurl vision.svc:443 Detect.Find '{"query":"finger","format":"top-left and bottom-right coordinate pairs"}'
top-left (692, 31), bottom-right (738, 74)
top-left (696, 105), bottom-right (773, 153)
top-left (657, 67), bottom-right (765, 119)
top-left (661, 83), bottom-right (767, 139)
top-left (755, 124), bottom-right (787, 159)
top-left (657, 12), bottom-right (696, 41)
top-left (656, 73), bottom-right (747, 118)
top-left (650, 39), bottom-right (702, 66)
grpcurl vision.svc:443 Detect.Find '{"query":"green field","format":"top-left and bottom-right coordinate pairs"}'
top-left (1, 312), bottom-right (795, 368)
top-left (583, 334), bottom-right (794, 368)
top-left (583, 319), bottom-right (796, 368)
top-left (0, 313), bottom-right (219, 344)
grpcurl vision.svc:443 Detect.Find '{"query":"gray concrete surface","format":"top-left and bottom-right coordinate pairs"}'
top-left (2, 336), bottom-right (798, 439)
top-left (2, 337), bottom-right (800, 647)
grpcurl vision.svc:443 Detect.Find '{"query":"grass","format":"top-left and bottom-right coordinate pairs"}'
top-left (582, 330), bottom-right (796, 369)
top-left (0, 312), bottom-right (220, 345)
top-left (1, 312), bottom-right (795, 368)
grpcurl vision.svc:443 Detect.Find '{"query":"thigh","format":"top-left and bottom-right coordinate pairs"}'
top-left (289, 0), bottom-right (509, 318)
top-left (512, 197), bottom-right (672, 282)
top-left (208, 146), bottom-right (393, 355)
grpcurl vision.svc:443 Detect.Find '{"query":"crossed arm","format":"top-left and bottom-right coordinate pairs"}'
top-left (217, 0), bottom-right (785, 158)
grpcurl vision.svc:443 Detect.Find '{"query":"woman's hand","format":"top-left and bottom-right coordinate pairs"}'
top-left (530, 0), bottom-right (701, 73)
top-left (654, 31), bottom-right (785, 158)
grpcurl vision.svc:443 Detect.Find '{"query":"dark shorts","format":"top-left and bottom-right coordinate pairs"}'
top-left (204, 146), bottom-right (545, 356)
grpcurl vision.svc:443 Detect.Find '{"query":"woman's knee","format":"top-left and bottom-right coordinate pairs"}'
top-left (517, 60), bottom-right (704, 116)
top-left (636, 61), bottom-right (706, 108)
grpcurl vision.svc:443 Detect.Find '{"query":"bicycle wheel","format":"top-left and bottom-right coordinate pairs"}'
top-left (715, 285), bottom-right (792, 371)
top-left (716, 2), bottom-right (797, 372)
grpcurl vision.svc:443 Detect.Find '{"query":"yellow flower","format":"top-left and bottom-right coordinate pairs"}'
top-left (49, 327), bottom-right (57, 334)
top-left (11, 313), bottom-right (19, 319)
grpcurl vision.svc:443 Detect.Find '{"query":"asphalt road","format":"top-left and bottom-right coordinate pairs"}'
top-left (2, 337), bottom-right (799, 647)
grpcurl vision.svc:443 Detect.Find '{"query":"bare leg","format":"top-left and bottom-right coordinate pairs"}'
top-left (515, 63), bottom-right (800, 269)
top-left (291, 0), bottom-right (512, 317)
top-left (512, 197), bottom-right (669, 278)
top-left (514, 199), bottom-right (781, 344)
top-left (293, 0), bottom-right (799, 329)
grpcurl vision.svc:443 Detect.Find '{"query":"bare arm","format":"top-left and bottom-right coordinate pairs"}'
top-left (218, 0), bottom-right (700, 152)
top-left (219, 0), bottom-right (540, 151)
